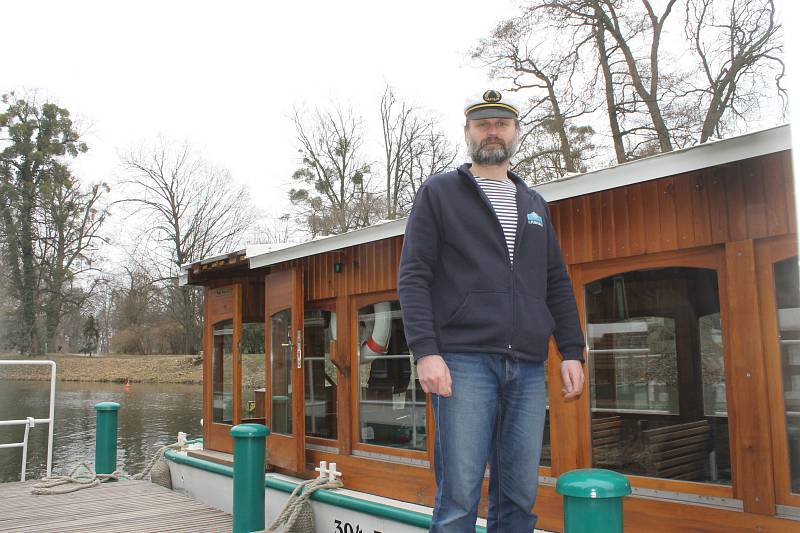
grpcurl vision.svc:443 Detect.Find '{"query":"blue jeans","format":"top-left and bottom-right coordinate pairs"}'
top-left (430, 352), bottom-right (546, 533)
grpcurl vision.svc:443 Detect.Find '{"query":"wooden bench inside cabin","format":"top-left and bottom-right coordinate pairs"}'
top-left (540, 415), bottom-right (623, 466)
top-left (592, 416), bottom-right (624, 467)
top-left (639, 419), bottom-right (711, 481)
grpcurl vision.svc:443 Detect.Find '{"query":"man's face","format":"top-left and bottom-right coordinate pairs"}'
top-left (465, 117), bottom-right (519, 166)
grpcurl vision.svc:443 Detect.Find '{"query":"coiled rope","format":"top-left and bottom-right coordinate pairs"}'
top-left (31, 441), bottom-right (184, 495)
top-left (265, 476), bottom-right (343, 533)
top-left (31, 463), bottom-right (120, 495)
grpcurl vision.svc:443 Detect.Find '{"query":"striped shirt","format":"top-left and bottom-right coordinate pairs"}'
top-left (475, 177), bottom-right (518, 263)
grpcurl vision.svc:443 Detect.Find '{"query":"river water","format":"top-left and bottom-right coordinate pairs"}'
top-left (0, 380), bottom-right (202, 483)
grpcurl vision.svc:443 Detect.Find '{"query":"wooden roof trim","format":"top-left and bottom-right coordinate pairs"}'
top-left (536, 124), bottom-right (791, 202)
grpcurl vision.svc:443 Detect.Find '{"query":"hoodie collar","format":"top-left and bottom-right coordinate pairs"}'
top-left (457, 163), bottom-right (527, 190)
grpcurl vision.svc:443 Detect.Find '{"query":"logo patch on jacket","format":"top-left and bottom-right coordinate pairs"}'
top-left (527, 211), bottom-right (543, 226)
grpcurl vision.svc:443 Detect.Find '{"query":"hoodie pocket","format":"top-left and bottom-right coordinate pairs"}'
top-left (440, 290), bottom-right (509, 347)
top-left (515, 291), bottom-right (556, 351)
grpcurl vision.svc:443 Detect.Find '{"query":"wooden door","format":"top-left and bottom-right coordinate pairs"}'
top-left (265, 269), bottom-right (306, 472)
top-left (204, 284), bottom-right (241, 454)
top-left (756, 236), bottom-right (800, 508)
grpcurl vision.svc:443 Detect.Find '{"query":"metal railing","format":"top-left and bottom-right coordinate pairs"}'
top-left (0, 360), bottom-right (56, 481)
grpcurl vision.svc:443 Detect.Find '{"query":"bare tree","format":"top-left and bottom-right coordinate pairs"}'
top-left (381, 86), bottom-right (424, 220)
top-left (38, 177), bottom-right (109, 351)
top-left (247, 212), bottom-right (300, 244)
top-left (591, 0), bottom-right (679, 153)
top-left (685, 0), bottom-right (785, 142)
top-left (289, 104), bottom-right (382, 237)
top-left (473, 14), bottom-right (598, 181)
top-left (109, 265), bottom-right (167, 355)
top-left (403, 120), bottom-right (458, 210)
top-left (473, 0), bottom-right (785, 173)
top-left (119, 138), bottom-right (256, 354)
top-left (380, 85), bottom-right (457, 217)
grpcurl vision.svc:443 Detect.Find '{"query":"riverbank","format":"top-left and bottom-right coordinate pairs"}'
top-left (0, 353), bottom-right (203, 384)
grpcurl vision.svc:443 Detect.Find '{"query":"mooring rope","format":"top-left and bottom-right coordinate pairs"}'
top-left (31, 441), bottom-right (184, 495)
top-left (265, 476), bottom-right (343, 533)
top-left (31, 463), bottom-right (121, 495)
top-left (131, 442), bottom-right (184, 480)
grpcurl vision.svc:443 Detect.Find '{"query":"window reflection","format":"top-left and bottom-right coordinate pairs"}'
top-left (586, 268), bottom-right (731, 484)
top-left (773, 256), bottom-right (800, 494)
top-left (270, 309), bottom-right (292, 435)
top-left (358, 300), bottom-right (426, 451)
top-left (212, 320), bottom-right (233, 424)
top-left (304, 309), bottom-right (337, 440)
top-left (241, 322), bottom-right (266, 423)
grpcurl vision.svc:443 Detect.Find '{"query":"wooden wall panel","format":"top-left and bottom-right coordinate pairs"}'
top-left (742, 157), bottom-right (769, 240)
top-left (724, 163), bottom-right (748, 242)
top-left (642, 180), bottom-right (662, 254)
top-left (690, 170), bottom-right (712, 247)
top-left (599, 190), bottom-right (615, 259)
top-left (784, 153), bottom-right (797, 234)
top-left (674, 172), bottom-right (695, 248)
top-left (561, 197), bottom-right (575, 263)
top-left (657, 176), bottom-right (678, 250)
top-left (707, 165), bottom-right (731, 244)
top-left (724, 239), bottom-right (776, 515)
top-left (628, 183), bottom-right (646, 256)
top-left (762, 155), bottom-right (789, 235)
top-left (548, 152), bottom-right (794, 266)
top-left (612, 187), bottom-right (630, 257)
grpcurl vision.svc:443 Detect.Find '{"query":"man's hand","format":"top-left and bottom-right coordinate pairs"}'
top-left (416, 355), bottom-right (452, 397)
top-left (560, 359), bottom-right (585, 399)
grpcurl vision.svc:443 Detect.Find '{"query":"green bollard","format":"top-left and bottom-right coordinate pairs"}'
top-left (94, 402), bottom-right (121, 475)
top-left (231, 423), bottom-right (269, 533)
top-left (556, 468), bottom-right (631, 533)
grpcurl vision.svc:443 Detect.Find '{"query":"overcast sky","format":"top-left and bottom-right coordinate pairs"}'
top-left (3, 0), bottom-right (525, 219)
top-left (3, 1), bottom-right (797, 233)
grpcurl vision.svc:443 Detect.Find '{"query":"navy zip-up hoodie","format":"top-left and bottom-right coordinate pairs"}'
top-left (398, 163), bottom-right (585, 363)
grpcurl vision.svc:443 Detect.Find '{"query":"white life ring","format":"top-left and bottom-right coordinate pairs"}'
top-left (360, 301), bottom-right (392, 358)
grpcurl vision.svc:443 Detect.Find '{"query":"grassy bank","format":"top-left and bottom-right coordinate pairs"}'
top-left (0, 353), bottom-right (203, 384)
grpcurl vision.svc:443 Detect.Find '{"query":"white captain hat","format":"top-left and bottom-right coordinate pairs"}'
top-left (464, 90), bottom-right (520, 120)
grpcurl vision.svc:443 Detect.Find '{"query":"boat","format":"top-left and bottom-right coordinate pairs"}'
top-left (171, 124), bottom-right (799, 532)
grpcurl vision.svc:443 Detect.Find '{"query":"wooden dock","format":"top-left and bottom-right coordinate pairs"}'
top-left (0, 479), bottom-right (232, 532)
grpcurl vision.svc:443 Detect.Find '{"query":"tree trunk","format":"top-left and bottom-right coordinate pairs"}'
top-left (593, 16), bottom-right (626, 163)
top-left (19, 171), bottom-right (39, 355)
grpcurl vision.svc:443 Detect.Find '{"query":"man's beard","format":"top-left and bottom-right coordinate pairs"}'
top-left (468, 135), bottom-right (519, 166)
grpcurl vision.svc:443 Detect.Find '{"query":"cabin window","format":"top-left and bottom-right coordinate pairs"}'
top-left (773, 256), bottom-right (800, 494)
top-left (585, 267), bottom-right (731, 484)
top-left (269, 309), bottom-right (293, 435)
top-left (212, 320), bottom-right (234, 424)
top-left (304, 308), bottom-right (337, 440)
top-left (241, 321), bottom-right (266, 423)
top-left (357, 300), bottom-right (426, 451)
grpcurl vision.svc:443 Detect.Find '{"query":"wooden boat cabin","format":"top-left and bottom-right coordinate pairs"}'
top-left (181, 124), bottom-right (799, 531)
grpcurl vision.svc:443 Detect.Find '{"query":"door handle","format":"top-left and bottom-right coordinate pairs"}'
top-left (296, 330), bottom-right (303, 369)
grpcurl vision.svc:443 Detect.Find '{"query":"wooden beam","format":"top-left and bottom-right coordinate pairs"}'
top-left (724, 239), bottom-right (776, 514)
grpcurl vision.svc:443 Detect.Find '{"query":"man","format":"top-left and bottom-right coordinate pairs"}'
top-left (397, 90), bottom-right (586, 532)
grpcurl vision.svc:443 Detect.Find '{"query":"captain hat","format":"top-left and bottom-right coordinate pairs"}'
top-left (464, 90), bottom-right (520, 120)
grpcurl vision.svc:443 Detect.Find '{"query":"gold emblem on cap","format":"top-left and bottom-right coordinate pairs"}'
top-left (483, 90), bottom-right (502, 103)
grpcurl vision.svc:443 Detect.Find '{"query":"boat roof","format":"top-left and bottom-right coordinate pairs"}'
top-left (180, 124), bottom-right (792, 285)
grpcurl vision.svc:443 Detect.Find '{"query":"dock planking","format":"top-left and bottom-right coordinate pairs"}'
top-left (0, 479), bottom-right (232, 532)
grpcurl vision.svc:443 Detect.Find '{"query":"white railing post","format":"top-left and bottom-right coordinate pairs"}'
top-left (0, 360), bottom-right (57, 481)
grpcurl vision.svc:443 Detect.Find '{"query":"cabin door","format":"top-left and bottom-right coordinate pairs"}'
top-left (205, 284), bottom-right (241, 454)
top-left (265, 269), bottom-right (306, 472)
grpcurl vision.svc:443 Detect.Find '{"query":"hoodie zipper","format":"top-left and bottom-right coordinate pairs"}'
top-left (468, 171), bottom-right (523, 355)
